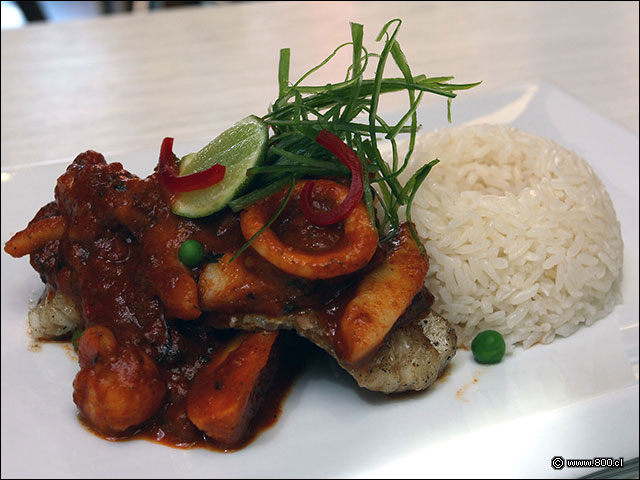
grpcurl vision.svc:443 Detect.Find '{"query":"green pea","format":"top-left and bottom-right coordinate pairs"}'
top-left (471, 330), bottom-right (506, 364)
top-left (179, 239), bottom-right (205, 268)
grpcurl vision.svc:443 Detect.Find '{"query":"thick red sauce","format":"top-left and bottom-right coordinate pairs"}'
top-left (26, 151), bottom-right (393, 449)
top-left (271, 186), bottom-right (345, 253)
top-left (74, 331), bottom-right (313, 452)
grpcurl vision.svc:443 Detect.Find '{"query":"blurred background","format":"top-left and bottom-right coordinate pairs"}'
top-left (2, 0), bottom-right (637, 168)
top-left (1, 0), bottom-right (233, 28)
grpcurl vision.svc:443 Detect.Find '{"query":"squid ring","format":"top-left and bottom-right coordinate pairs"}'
top-left (240, 180), bottom-right (378, 279)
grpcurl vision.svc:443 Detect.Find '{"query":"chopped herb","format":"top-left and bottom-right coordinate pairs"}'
top-left (230, 176), bottom-right (296, 262)
top-left (204, 251), bottom-right (224, 263)
top-left (232, 19), bottom-right (480, 252)
top-left (71, 328), bottom-right (84, 352)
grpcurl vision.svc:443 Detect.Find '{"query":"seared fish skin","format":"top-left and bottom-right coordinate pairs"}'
top-left (347, 311), bottom-right (456, 393)
top-left (207, 309), bottom-right (456, 394)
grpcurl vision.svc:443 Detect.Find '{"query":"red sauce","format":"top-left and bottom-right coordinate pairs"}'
top-left (26, 151), bottom-right (379, 450)
top-left (76, 331), bottom-right (312, 451)
top-left (271, 187), bottom-right (344, 253)
top-left (25, 151), bottom-right (434, 450)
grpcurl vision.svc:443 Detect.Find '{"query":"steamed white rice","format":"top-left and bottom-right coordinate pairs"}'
top-left (400, 124), bottom-right (624, 351)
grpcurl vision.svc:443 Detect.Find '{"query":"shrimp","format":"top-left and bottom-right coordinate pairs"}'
top-left (73, 325), bottom-right (166, 435)
top-left (4, 216), bottom-right (67, 258)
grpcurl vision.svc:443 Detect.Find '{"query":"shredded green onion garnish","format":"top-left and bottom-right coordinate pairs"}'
top-left (230, 176), bottom-right (297, 262)
top-left (232, 18), bottom-right (480, 252)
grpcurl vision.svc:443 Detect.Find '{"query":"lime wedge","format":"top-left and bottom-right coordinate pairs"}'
top-left (171, 115), bottom-right (268, 218)
top-left (179, 152), bottom-right (196, 170)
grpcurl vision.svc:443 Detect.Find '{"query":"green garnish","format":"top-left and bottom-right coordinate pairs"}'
top-left (204, 251), bottom-right (224, 264)
top-left (179, 239), bottom-right (205, 267)
top-left (171, 115), bottom-right (269, 218)
top-left (231, 18), bottom-right (480, 250)
top-left (230, 176), bottom-right (297, 262)
top-left (471, 330), bottom-right (506, 364)
top-left (71, 328), bottom-right (84, 352)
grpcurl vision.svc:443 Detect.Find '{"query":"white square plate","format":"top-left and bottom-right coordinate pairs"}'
top-left (1, 82), bottom-right (638, 478)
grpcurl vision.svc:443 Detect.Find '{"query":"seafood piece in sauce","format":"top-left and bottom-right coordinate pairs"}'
top-left (202, 183), bottom-right (457, 393)
top-left (4, 151), bottom-right (457, 445)
top-left (4, 152), bottom-right (284, 444)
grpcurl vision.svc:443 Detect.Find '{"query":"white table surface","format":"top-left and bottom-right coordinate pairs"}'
top-left (1, 1), bottom-right (638, 170)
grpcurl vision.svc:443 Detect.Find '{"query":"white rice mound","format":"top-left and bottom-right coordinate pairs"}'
top-left (400, 124), bottom-right (624, 352)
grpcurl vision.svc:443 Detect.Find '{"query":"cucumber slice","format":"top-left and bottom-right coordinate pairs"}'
top-left (171, 115), bottom-right (268, 218)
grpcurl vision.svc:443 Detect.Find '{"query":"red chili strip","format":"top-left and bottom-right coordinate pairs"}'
top-left (300, 130), bottom-right (364, 226)
top-left (157, 137), bottom-right (225, 193)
